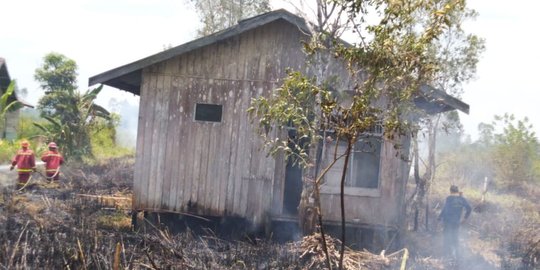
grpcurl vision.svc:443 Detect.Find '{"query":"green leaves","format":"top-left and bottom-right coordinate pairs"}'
top-left (0, 80), bottom-right (22, 135)
top-left (248, 71), bottom-right (327, 167)
top-left (0, 80), bottom-right (21, 114)
top-left (250, 0), bottom-right (482, 172)
top-left (477, 113), bottom-right (540, 186)
top-left (34, 52), bottom-right (78, 94)
top-left (33, 53), bottom-right (113, 161)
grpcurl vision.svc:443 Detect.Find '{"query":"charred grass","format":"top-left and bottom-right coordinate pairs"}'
top-left (0, 157), bottom-right (409, 269)
top-left (4, 156), bottom-right (536, 269)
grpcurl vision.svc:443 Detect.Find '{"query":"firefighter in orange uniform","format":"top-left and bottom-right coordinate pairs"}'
top-left (41, 142), bottom-right (64, 182)
top-left (10, 140), bottom-right (36, 188)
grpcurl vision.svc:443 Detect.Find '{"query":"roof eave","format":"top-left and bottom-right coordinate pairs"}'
top-left (88, 9), bottom-right (308, 94)
top-left (417, 85), bottom-right (470, 115)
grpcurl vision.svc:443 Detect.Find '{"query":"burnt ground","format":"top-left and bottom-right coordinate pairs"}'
top-left (0, 158), bottom-right (537, 269)
top-left (403, 184), bottom-right (540, 270)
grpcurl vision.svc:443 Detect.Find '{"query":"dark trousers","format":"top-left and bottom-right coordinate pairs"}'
top-left (443, 223), bottom-right (460, 259)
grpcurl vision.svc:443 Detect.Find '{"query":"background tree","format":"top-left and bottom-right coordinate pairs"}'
top-left (34, 53), bottom-right (110, 161)
top-left (34, 52), bottom-right (78, 118)
top-left (438, 113), bottom-right (539, 194)
top-left (188, 0), bottom-right (270, 36)
top-left (487, 114), bottom-right (539, 188)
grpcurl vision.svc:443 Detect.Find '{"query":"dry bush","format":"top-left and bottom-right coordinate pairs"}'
top-left (291, 233), bottom-right (398, 269)
top-left (508, 220), bottom-right (540, 268)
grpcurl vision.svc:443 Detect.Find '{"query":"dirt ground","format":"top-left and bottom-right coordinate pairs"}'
top-left (0, 159), bottom-right (537, 269)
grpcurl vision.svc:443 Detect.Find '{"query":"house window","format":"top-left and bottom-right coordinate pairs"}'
top-left (346, 135), bottom-right (382, 188)
top-left (320, 122), bottom-right (383, 195)
top-left (195, 103), bottom-right (222, 122)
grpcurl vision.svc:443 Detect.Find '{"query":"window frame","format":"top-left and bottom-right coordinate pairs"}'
top-left (194, 103), bottom-right (223, 123)
top-left (320, 123), bottom-right (384, 197)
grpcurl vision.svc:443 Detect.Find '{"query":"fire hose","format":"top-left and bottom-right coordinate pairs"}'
top-left (15, 167), bottom-right (61, 191)
top-left (45, 166), bottom-right (61, 182)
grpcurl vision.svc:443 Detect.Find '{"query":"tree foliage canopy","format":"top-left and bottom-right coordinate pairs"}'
top-left (33, 52), bottom-right (110, 161)
top-left (439, 113), bottom-right (540, 191)
top-left (34, 52), bottom-right (78, 94)
top-left (484, 114), bottom-right (539, 185)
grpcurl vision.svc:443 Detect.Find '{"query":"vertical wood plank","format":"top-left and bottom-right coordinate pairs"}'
top-left (174, 54), bottom-right (189, 211)
top-left (167, 76), bottom-right (182, 210)
top-left (160, 71), bottom-right (176, 209)
top-left (141, 72), bottom-right (158, 210)
top-left (149, 72), bottom-right (167, 208)
top-left (183, 54), bottom-right (196, 209)
top-left (217, 81), bottom-right (232, 213)
top-left (133, 71), bottom-right (150, 209)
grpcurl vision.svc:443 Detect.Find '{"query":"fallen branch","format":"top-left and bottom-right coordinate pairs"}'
top-left (77, 238), bottom-right (87, 270)
top-left (400, 248), bottom-right (409, 270)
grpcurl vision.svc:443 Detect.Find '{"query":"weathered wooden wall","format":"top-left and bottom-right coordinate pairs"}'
top-left (133, 19), bottom-right (311, 224)
top-left (133, 17), bottom-right (411, 230)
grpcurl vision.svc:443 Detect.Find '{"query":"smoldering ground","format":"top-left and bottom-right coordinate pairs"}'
top-left (0, 158), bottom-right (537, 269)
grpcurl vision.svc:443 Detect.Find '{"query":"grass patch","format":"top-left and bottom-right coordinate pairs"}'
top-left (96, 210), bottom-right (132, 231)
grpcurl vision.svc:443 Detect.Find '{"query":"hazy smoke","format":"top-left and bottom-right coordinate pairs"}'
top-left (108, 98), bottom-right (139, 148)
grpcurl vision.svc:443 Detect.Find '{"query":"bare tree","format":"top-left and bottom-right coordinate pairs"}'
top-left (188, 0), bottom-right (271, 36)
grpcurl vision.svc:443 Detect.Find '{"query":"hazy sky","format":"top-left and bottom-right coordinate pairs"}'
top-left (1, 0), bottom-right (539, 142)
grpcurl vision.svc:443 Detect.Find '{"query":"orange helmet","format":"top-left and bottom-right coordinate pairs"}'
top-left (48, 142), bottom-right (57, 149)
top-left (21, 140), bottom-right (29, 147)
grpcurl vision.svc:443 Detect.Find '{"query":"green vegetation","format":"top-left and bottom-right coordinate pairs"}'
top-left (89, 114), bottom-right (133, 160)
top-left (438, 113), bottom-right (540, 191)
top-left (0, 52), bottom-right (133, 164)
top-left (0, 81), bottom-right (22, 136)
top-left (0, 140), bottom-right (20, 163)
top-left (31, 52), bottom-right (127, 162)
top-left (95, 210), bottom-right (132, 231)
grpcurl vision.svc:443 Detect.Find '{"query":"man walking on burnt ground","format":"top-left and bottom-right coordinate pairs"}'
top-left (438, 185), bottom-right (472, 262)
top-left (41, 142), bottom-right (64, 183)
top-left (10, 140), bottom-right (36, 189)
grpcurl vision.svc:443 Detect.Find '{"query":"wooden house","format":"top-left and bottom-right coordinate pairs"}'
top-left (89, 10), bottom-right (469, 245)
top-left (0, 58), bottom-right (33, 140)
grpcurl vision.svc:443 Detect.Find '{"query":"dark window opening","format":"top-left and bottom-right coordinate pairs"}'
top-left (195, 103), bottom-right (222, 122)
top-left (283, 129), bottom-right (303, 215)
top-left (346, 135), bottom-right (382, 188)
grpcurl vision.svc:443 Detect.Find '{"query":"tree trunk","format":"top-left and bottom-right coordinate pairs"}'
top-left (339, 138), bottom-right (353, 270)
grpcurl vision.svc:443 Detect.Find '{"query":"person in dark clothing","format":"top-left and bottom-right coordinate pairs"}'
top-left (438, 185), bottom-right (472, 260)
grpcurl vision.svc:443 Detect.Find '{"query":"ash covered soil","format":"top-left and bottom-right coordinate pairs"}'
top-left (0, 157), bottom-right (536, 269)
